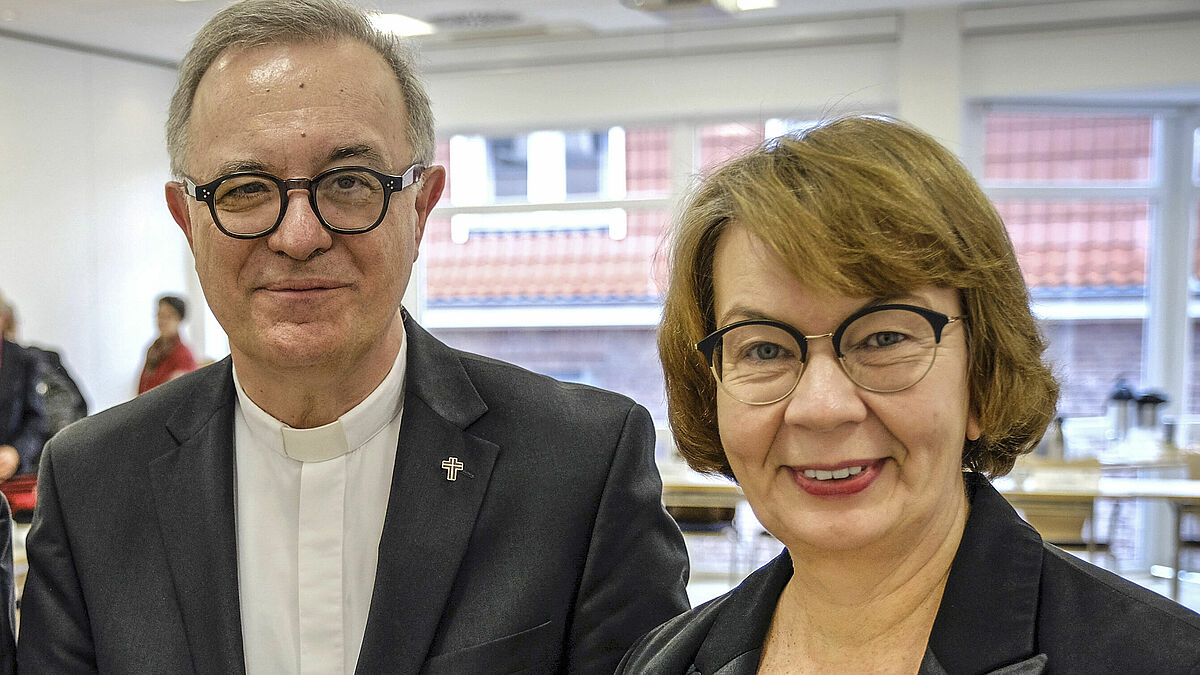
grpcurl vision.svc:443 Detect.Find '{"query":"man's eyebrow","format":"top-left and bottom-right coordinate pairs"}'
top-left (201, 146), bottom-right (386, 181)
top-left (209, 159), bottom-right (271, 177)
top-left (327, 144), bottom-right (386, 166)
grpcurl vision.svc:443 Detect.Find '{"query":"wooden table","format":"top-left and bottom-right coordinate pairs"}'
top-left (996, 476), bottom-right (1200, 600)
top-left (659, 466), bottom-right (743, 510)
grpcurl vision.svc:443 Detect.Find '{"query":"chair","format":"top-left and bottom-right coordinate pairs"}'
top-left (1006, 457), bottom-right (1119, 568)
top-left (0, 472), bottom-right (36, 524)
top-left (1175, 453), bottom-right (1200, 580)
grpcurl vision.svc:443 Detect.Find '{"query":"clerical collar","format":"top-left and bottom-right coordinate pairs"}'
top-left (232, 333), bottom-right (408, 463)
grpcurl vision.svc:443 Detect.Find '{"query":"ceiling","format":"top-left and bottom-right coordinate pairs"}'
top-left (0, 0), bottom-right (1036, 67)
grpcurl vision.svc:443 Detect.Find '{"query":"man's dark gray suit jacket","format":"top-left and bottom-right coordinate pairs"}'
top-left (17, 317), bottom-right (690, 674)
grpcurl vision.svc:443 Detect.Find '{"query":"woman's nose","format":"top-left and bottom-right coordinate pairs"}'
top-left (781, 341), bottom-right (868, 432)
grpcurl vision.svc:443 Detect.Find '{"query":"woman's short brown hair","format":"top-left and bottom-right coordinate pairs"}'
top-left (659, 115), bottom-right (1058, 479)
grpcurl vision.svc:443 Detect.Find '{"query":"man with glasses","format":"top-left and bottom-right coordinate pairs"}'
top-left (17, 1), bottom-right (688, 672)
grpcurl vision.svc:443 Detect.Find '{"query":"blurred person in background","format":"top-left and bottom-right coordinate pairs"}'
top-left (1, 299), bottom-right (88, 439)
top-left (137, 294), bottom-right (198, 394)
top-left (0, 292), bottom-right (47, 484)
top-left (621, 116), bottom-right (1200, 674)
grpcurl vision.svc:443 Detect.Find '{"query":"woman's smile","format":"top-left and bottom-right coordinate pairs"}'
top-left (787, 458), bottom-right (886, 497)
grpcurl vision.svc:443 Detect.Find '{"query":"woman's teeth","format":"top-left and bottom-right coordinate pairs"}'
top-left (803, 465), bottom-right (865, 481)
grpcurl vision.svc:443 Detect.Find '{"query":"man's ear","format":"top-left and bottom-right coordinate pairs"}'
top-left (165, 182), bottom-right (196, 248)
top-left (410, 165), bottom-right (446, 260)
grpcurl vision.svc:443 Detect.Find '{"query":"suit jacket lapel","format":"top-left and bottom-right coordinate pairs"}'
top-left (356, 318), bottom-right (498, 674)
top-left (928, 474), bottom-right (1045, 674)
top-left (147, 359), bottom-right (246, 675)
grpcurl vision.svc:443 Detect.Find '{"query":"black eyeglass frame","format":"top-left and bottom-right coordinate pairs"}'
top-left (696, 303), bottom-right (965, 402)
top-left (180, 163), bottom-right (426, 239)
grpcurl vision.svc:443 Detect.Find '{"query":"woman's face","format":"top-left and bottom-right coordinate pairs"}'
top-left (711, 224), bottom-right (979, 556)
top-left (156, 302), bottom-right (182, 337)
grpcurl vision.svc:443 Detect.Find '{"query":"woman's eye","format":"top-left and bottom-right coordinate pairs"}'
top-left (747, 343), bottom-right (782, 361)
top-left (864, 331), bottom-right (907, 348)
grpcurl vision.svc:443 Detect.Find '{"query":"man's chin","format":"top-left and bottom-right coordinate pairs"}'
top-left (234, 325), bottom-right (355, 371)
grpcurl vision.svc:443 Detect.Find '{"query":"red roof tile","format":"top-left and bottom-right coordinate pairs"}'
top-left (423, 212), bottom-right (668, 304)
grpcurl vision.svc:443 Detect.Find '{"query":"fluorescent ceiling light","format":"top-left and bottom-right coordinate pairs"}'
top-left (736, 0), bottom-right (778, 10)
top-left (371, 13), bottom-right (436, 37)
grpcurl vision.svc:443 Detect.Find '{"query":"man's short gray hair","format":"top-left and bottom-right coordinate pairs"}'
top-left (166, 0), bottom-right (434, 178)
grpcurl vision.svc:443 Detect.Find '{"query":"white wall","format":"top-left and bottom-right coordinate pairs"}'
top-left (0, 36), bottom-right (199, 413)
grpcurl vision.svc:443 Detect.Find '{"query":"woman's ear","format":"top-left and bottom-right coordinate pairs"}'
top-left (967, 415), bottom-right (982, 442)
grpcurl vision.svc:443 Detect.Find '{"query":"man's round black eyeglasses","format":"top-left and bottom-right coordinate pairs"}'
top-left (179, 163), bottom-right (425, 239)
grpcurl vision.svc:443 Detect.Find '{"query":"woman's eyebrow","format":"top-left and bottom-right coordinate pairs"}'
top-left (716, 305), bottom-right (776, 326)
top-left (717, 294), bottom-right (932, 328)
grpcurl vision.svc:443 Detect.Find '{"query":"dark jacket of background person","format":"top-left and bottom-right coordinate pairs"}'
top-left (0, 339), bottom-right (47, 476)
top-left (0, 494), bottom-right (15, 675)
top-left (620, 473), bottom-right (1200, 674)
top-left (27, 347), bottom-right (87, 437)
top-left (137, 336), bottom-right (197, 394)
top-left (17, 317), bottom-right (691, 674)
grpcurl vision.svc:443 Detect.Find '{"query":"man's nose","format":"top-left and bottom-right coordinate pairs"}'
top-left (780, 339), bottom-right (868, 432)
top-left (266, 189), bottom-right (333, 260)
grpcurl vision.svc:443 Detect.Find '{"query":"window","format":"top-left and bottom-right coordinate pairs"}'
top-left (485, 136), bottom-right (527, 200)
top-left (1188, 126), bottom-right (1200, 425)
top-left (985, 113), bottom-right (1154, 183)
top-left (980, 108), bottom-right (1200, 452)
top-left (698, 122), bottom-right (764, 173)
top-left (696, 118), bottom-right (815, 174)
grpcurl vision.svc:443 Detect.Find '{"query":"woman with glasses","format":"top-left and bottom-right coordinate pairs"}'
top-left (620, 116), bottom-right (1200, 674)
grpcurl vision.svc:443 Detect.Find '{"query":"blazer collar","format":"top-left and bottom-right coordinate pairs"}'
top-left (149, 358), bottom-right (246, 675)
top-left (691, 473), bottom-right (1047, 675)
top-left (690, 552), bottom-right (789, 675)
top-left (355, 314), bottom-right (499, 674)
top-left (929, 473), bottom-right (1047, 674)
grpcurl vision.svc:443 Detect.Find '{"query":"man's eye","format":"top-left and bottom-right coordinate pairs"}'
top-left (333, 175), bottom-right (364, 190)
top-left (229, 182), bottom-right (270, 196)
top-left (217, 180), bottom-right (273, 202)
top-left (325, 172), bottom-right (376, 192)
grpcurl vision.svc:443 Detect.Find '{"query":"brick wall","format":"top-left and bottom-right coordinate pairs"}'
top-left (427, 326), bottom-right (667, 421)
top-left (1041, 319), bottom-right (1143, 417)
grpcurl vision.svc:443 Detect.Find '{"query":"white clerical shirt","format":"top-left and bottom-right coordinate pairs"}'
top-left (233, 335), bottom-right (407, 675)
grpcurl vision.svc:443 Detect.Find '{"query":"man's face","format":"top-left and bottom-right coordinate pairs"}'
top-left (166, 38), bottom-right (442, 374)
